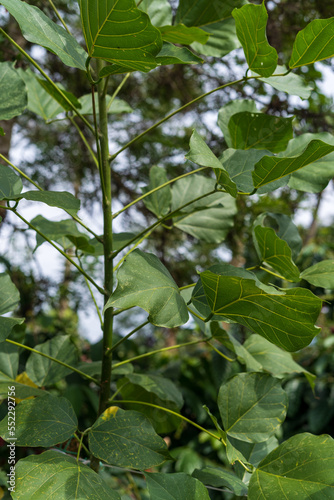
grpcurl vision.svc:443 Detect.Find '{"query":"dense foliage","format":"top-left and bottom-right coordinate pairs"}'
top-left (1, 1), bottom-right (334, 498)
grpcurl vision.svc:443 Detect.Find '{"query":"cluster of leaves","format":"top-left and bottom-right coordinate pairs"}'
top-left (1, 0), bottom-right (334, 498)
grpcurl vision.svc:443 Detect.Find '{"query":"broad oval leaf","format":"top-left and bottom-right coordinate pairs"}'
top-left (218, 373), bottom-right (288, 443)
top-left (252, 215), bottom-right (301, 282)
top-left (301, 260), bottom-right (334, 288)
top-left (232, 3), bottom-right (278, 77)
top-left (0, 317), bottom-right (24, 344)
top-left (104, 250), bottom-right (189, 328)
top-left (12, 450), bottom-right (120, 500)
top-left (142, 166), bottom-right (171, 217)
top-left (176, 0), bottom-right (244, 27)
top-left (257, 65), bottom-right (313, 100)
top-left (0, 164), bottom-right (23, 200)
top-left (185, 130), bottom-right (237, 197)
top-left (256, 212), bottom-right (302, 260)
top-left (218, 99), bottom-right (258, 148)
top-left (11, 191), bottom-right (80, 216)
top-left (146, 472), bottom-right (210, 500)
top-left (0, 273), bottom-right (24, 342)
top-left (0, 62), bottom-right (27, 120)
top-left (191, 18), bottom-right (241, 58)
top-left (0, 342), bottom-right (19, 379)
top-left (0, 395), bottom-right (77, 447)
top-left (0, 0), bottom-right (87, 70)
top-left (156, 42), bottom-right (203, 66)
top-left (171, 175), bottom-right (237, 243)
top-left (199, 270), bottom-right (322, 351)
top-left (139, 0), bottom-right (172, 27)
top-left (88, 407), bottom-right (171, 469)
top-left (228, 112), bottom-right (293, 153)
top-left (26, 335), bottom-right (78, 387)
top-left (31, 216), bottom-right (85, 251)
top-left (159, 24), bottom-right (209, 45)
top-left (79, 0), bottom-right (162, 72)
top-left (253, 139), bottom-right (334, 189)
top-left (192, 467), bottom-right (248, 496)
top-left (244, 334), bottom-right (315, 386)
top-left (287, 132), bottom-right (334, 193)
top-left (248, 433), bottom-right (334, 499)
top-left (289, 17), bottom-right (334, 68)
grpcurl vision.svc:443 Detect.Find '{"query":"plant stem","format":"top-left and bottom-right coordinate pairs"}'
top-left (112, 337), bottom-right (212, 368)
top-left (259, 265), bottom-right (292, 281)
top-left (90, 60), bottom-right (114, 472)
top-left (6, 207), bottom-right (105, 295)
top-left (207, 342), bottom-right (235, 362)
top-left (0, 29), bottom-right (94, 134)
top-left (112, 166), bottom-right (208, 219)
top-left (6, 339), bottom-right (100, 385)
top-left (47, 0), bottom-right (71, 34)
top-left (0, 153), bottom-right (102, 241)
top-left (73, 432), bottom-right (91, 458)
top-left (112, 400), bottom-right (223, 443)
top-left (109, 320), bottom-right (150, 354)
top-left (109, 78), bottom-right (247, 162)
top-left (113, 189), bottom-right (217, 258)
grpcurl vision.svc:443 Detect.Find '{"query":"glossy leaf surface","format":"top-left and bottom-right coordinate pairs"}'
top-left (301, 260), bottom-right (334, 288)
top-left (79, 0), bottom-right (162, 72)
top-left (104, 250), bottom-right (189, 328)
top-left (0, 395), bottom-right (77, 447)
top-left (26, 335), bottom-right (78, 386)
top-left (218, 373), bottom-right (288, 442)
top-left (13, 450), bottom-right (120, 499)
top-left (1, 0), bottom-right (87, 70)
top-left (232, 3), bottom-right (277, 76)
top-left (88, 407), bottom-right (170, 469)
top-left (0, 62), bottom-right (27, 120)
top-left (199, 270), bottom-right (322, 351)
top-left (249, 433), bottom-right (334, 499)
top-left (228, 112), bottom-right (293, 153)
top-left (290, 17), bottom-right (334, 68)
top-left (146, 472), bottom-right (210, 500)
top-left (253, 139), bottom-right (334, 189)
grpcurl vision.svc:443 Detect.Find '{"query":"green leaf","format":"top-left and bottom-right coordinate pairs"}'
top-left (232, 3), bottom-right (278, 77)
top-left (78, 93), bottom-right (133, 115)
top-left (12, 190), bottom-right (80, 216)
top-left (220, 148), bottom-right (276, 194)
top-left (301, 260), bottom-right (334, 288)
top-left (88, 407), bottom-right (171, 469)
top-left (79, 0), bottom-right (162, 72)
top-left (36, 79), bottom-right (81, 112)
top-left (0, 273), bottom-right (24, 342)
top-left (0, 164), bottom-right (22, 201)
top-left (289, 17), bottom-right (334, 68)
top-left (146, 472), bottom-right (210, 500)
top-left (142, 166), bottom-right (172, 217)
top-left (31, 216), bottom-right (84, 250)
top-left (199, 270), bottom-right (322, 351)
top-left (185, 130), bottom-right (237, 197)
top-left (218, 99), bottom-right (258, 148)
top-left (139, 0), bottom-right (172, 27)
top-left (256, 65), bottom-right (313, 100)
top-left (0, 62), bottom-right (27, 120)
top-left (0, 395), bottom-right (77, 447)
top-left (0, 0), bottom-right (87, 70)
top-left (252, 217), bottom-right (301, 282)
top-left (159, 24), bottom-right (209, 45)
top-left (156, 42), bottom-right (203, 66)
top-left (287, 133), bottom-right (334, 193)
top-left (104, 250), bottom-right (189, 328)
top-left (249, 433), bottom-right (334, 499)
top-left (17, 69), bottom-right (64, 121)
top-left (0, 373), bottom-right (45, 400)
top-left (172, 175), bottom-right (237, 243)
top-left (13, 450), bottom-right (121, 500)
top-left (253, 139), bottom-right (334, 189)
top-left (256, 212), bottom-right (302, 260)
top-left (244, 334), bottom-right (316, 386)
top-left (192, 467), bottom-right (248, 496)
top-left (0, 317), bottom-right (25, 343)
top-left (117, 373), bottom-right (183, 433)
top-left (25, 335), bottom-right (78, 387)
top-left (191, 18), bottom-right (241, 58)
top-left (0, 342), bottom-right (19, 379)
top-left (228, 435), bottom-right (279, 478)
top-left (228, 112), bottom-right (293, 153)
top-left (218, 373), bottom-right (288, 443)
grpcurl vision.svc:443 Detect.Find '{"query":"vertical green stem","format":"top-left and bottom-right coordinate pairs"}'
top-left (90, 60), bottom-right (114, 472)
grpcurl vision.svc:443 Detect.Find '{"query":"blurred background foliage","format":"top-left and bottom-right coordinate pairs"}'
top-left (1, 0), bottom-right (334, 498)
